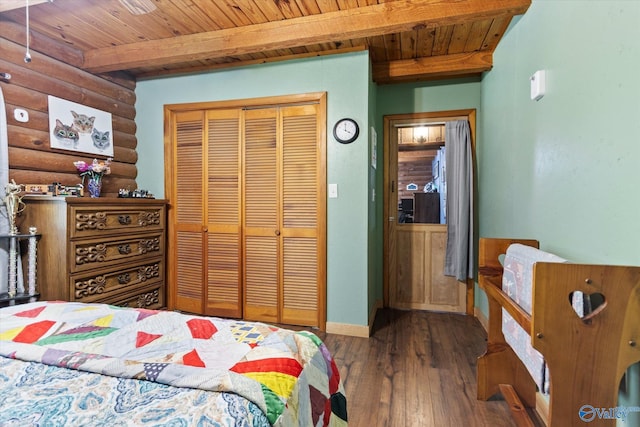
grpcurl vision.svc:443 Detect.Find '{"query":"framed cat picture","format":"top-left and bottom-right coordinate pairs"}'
top-left (47, 95), bottom-right (114, 157)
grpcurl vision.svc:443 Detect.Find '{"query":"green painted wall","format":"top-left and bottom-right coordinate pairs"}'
top-left (367, 61), bottom-right (381, 317)
top-left (135, 51), bottom-right (373, 327)
top-left (479, 1), bottom-right (640, 263)
top-left (478, 0), bottom-right (640, 421)
top-left (478, 0), bottom-right (640, 312)
top-left (376, 77), bottom-right (481, 118)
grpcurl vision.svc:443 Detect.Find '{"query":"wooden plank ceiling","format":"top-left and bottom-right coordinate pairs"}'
top-left (0, 0), bottom-right (530, 84)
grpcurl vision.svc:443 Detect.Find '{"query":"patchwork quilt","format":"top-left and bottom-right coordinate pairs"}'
top-left (0, 301), bottom-right (348, 427)
top-left (0, 357), bottom-right (271, 426)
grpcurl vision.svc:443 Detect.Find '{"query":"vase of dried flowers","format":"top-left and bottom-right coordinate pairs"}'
top-left (73, 158), bottom-right (112, 198)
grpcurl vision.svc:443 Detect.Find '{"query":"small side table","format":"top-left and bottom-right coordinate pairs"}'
top-left (0, 228), bottom-right (41, 307)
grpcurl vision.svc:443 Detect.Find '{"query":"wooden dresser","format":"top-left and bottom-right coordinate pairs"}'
top-left (20, 197), bottom-right (167, 309)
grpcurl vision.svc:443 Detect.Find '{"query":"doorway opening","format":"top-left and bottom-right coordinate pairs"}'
top-left (396, 123), bottom-right (446, 225)
top-left (383, 110), bottom-right (476, 314)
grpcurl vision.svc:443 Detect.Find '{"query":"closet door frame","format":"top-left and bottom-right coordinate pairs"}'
top-left (164, 92), bottom-right (327, 329)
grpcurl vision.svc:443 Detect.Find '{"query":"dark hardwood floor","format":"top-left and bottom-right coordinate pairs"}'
top-left (315, 309), bottom-right (527, 427)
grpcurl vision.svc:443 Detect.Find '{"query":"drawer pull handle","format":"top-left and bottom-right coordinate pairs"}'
top-left (118, 244), bottom-right (131, 255)
top-left (118, 215), bottom-right (132, 225)
top-left (118, 273), bottom-right (130, 284)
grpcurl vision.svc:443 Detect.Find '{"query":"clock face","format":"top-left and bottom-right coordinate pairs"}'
top-left (333, 118), bottom-right (359, 144)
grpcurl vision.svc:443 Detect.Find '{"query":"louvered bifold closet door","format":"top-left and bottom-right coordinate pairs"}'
top-left (243, 108), bottom-right (279, 323)
top-left (174, 111), bottom-right (205, 314)
top-left (205, 109), bottom-right (242, 317)
top-left (281, 104), bottom-right (323, 326)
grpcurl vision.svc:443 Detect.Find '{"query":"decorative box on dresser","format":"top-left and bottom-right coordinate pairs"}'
top-left (21, 196), bottom-right (167, 309)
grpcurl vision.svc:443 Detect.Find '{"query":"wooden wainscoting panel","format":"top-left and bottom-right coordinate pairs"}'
top-left (430, 229), bottom-right (466, 310)
top-left (393, 224), bottom-right (465, 312)
top-left (395, 225), bottom-right (428, 307)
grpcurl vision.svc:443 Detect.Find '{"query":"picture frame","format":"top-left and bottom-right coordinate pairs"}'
top-left (48, 95), bottom-right (114, 157)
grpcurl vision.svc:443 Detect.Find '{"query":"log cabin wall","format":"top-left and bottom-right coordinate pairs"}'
top-left (397, 150), bottom-right (436, 200)
top-left (0, 26), bottom-right (138, 196)
top-left (396, 125), bottom-right (444, 200)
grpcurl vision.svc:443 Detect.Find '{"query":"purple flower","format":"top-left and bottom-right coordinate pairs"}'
top-left (73, 158), bottom-right (112, 180)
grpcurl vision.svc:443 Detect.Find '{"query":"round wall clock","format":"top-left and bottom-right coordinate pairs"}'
top-left (333, 118), bottom-right (359, 144)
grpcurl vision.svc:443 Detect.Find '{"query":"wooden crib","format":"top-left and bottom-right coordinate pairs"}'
top-left (476, 238), bottom-right (640, 427)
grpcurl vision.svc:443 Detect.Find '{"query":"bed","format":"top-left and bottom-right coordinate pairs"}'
top-left (476, 238), bottom-right (640, 427)
top-left (0, 301), bottom-right (348, 426)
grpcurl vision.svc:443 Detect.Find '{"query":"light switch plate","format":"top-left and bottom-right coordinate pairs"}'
top-left (328, 183), bottom-right (338, 198)
top-left (530, 70), bottom-right (546, 101)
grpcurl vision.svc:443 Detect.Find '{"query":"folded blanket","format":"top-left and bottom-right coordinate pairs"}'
top-left (501, 243), bottom-right (567, 394)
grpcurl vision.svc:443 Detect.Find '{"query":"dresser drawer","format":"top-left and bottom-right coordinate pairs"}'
top-left (71, 205), bottom-right (165, 238)
top-left (70, 232), bottom-right (165, 273)
top-left (71, 259), bottom-right (164, 303)
top-left (103, 284), bottom-right (165, 310)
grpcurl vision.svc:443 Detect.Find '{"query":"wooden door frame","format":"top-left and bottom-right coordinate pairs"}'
top-left (383, 109), bottom-right (477, 314)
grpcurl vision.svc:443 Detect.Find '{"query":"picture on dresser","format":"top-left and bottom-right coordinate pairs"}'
top-left (48, 95), bottom-right (114, 157)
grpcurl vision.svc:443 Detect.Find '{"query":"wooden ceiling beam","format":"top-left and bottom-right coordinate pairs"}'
top-left (82, 0), bottom-right (530, 73)
top-left (373, 51), bottom-right (493, 84)
top-left (134, 46), bottom-right (367, 80)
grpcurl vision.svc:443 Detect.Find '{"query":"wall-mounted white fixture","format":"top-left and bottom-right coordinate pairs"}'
top-left (14, 108), bottom-right (29, 123)
top-left (530, 70), bottom-right (546, 101)
top-left (329, 183), bottom-right (338, 199)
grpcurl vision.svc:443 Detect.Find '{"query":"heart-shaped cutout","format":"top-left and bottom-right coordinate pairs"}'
top-left (569, 291), bottom-right (606, 324)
